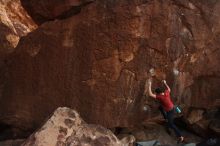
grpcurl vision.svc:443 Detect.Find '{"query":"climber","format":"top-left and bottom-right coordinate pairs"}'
top-left (145, 79), bottom-right (184, 143)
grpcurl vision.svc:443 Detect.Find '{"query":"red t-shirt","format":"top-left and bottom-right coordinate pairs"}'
top-left (156, 89), bottom-right (174, 112)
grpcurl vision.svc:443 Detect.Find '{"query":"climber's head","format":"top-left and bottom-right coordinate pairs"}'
top-left (155, 87), bottom-right (165, 95)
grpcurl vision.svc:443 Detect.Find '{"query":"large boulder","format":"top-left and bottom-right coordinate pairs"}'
top-left (185, 108), bottom-right (205, 125)
top-left (0, 0), bottom-right (220, 138)
top-left (22, 107), bottom-right (133, 146)
top-left (176, 108), bottom-right (220, 138)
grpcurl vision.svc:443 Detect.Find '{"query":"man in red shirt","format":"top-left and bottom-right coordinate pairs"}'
top-left (147, 79), bottom-right (184, 142)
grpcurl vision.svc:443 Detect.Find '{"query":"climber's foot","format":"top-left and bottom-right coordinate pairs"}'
top-left (165, 127), bottom-right (171, 135)
top-left (177, 136), bottom-right (185, 144)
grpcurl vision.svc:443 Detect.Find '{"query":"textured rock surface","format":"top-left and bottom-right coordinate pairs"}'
top-left (22, 107), bottom-right (132, 146)
top-left (0, 0), bottom-right (37, 55)
top-left (21, 0), bottom-right (94, 24)
top-left (185, 108), bottom-right (204, 124)
top-left (177, 108), bottom-right (220, 138)
top-left (0, 0), bottom-right (220, 139)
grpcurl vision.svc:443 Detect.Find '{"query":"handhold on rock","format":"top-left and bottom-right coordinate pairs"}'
top-left (173, 68), bottom-right (179, 76)
top-left (149, 68), bottom-right (155, 76)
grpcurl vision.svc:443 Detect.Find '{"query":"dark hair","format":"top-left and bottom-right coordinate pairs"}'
top-left (155, 87), bottom-right (165, 94)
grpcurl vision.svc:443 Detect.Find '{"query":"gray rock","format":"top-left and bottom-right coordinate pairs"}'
top-left (22, 107), bottom-right (132, 146)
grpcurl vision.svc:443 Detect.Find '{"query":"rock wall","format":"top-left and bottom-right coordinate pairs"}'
top-left (0, 2), bottom-right (37, 138)
top-left (0, 0), bottom-right (220, 139)
top-left (0, 0), bottom-right (37, 102)
top-left (20, 0), bottom-right (95, 24)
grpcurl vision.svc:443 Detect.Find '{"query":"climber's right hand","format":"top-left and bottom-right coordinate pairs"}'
top-left (162, 80), bottom-right (166, 84)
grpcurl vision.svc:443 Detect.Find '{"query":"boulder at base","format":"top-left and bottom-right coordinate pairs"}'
top-left (22, 107), bottom-right (133, 146)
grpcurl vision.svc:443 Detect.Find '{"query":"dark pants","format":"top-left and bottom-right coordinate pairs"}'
top-left (159, 106), bottom-right (182, 137)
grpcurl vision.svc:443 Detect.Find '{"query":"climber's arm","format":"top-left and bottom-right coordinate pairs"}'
top-left (162, 80), bottom-right (171, 92)
top-left (148, 80), bottom-right (156, 98)
top-left (143, 80), bottom-right (148, 96)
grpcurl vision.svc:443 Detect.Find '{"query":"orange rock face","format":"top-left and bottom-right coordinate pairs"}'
top-left (0, 0), bottom-right (37, 53)
top-left (0, 0), bottom-right (220, 138)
